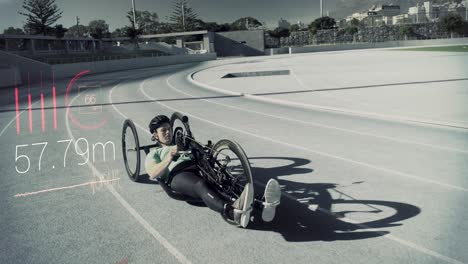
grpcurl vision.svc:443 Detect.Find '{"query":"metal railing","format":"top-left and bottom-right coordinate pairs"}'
top-left (30, 52), bottom-right (169, 65)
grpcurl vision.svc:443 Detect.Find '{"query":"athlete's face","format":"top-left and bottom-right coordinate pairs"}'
top-left (154, 123), bottom-right (172, 145)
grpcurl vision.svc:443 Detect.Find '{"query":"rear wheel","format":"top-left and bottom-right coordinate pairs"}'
top-left (211, 139), bottom-right (253, 202)
top-left (122, 119), bottom-right (141, 182)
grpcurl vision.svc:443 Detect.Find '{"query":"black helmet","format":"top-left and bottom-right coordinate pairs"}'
top-left (149, 115), bottom-right (170, 133)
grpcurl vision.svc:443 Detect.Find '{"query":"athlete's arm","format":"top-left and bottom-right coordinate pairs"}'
top-left (146, 146), bottom-right (177, 180)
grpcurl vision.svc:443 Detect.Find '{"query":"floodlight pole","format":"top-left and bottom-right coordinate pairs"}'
top-left (132, 0), bottom-right (137, 29)
top-left (320, 0), bottom-right (323, 17)
top-left (182, 1), bottom-right (185, 31)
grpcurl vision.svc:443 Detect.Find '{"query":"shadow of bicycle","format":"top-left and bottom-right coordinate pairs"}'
top-left (248, 156), bottom-right (421, 242)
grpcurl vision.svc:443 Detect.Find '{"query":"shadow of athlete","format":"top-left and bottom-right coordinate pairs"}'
top-left (135, 156), bottom-right (420, 240)
top-left (247, 157), bottom-right (421, 242)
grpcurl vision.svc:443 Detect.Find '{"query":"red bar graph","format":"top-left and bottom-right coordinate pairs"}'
top-left (41, 93), bottom-right (45, 132)
top-left (53, 85), bottom-right (57, 130)
top-left (28, 93), bottom-right (32, 133)
top-left (15, 87), bottom-right (20, 135)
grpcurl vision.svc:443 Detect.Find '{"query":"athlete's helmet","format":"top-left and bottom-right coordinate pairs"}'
top-left (148, 115), bottom-right (170, 133)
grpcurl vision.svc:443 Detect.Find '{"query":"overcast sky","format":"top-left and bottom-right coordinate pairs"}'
top-left (0, 0), bottom-right (340, 32)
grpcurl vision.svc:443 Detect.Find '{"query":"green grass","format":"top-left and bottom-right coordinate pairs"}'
top-left (397, 45), bottom-right (468, 52)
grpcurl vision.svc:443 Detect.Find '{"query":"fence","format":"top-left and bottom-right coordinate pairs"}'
top-left (25, 51), bottom-right (169, 65)
top-left (266, 11), bottom-right (468, 48)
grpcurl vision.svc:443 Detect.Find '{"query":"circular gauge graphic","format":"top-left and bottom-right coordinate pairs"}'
top-left (65, 70), bottom-right (108, 130)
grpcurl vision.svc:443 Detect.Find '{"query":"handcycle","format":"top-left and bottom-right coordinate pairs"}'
top-left (121, 112), bottom-right (262, 218)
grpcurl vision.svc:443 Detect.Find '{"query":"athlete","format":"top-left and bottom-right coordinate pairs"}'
top-left (144, 115), bottom-right (281, 227)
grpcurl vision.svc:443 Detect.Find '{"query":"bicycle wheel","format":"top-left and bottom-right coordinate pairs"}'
top-left (170, 112), bottom-right (193, 150)
top-left (211, 139), bottom-right (253, 202)
top-left (122, 119), bottom-right (141, 182)
top-left (170, 112), bottom-right (192, 140)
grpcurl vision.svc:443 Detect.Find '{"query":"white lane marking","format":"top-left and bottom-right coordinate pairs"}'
top-left (289, 67), bottom-right (468, 127)
top-left (0, 113), bottom-right (21, 137)
top-left (106, 73), bottom-right (192, 264)
top-left (177, 74), bottom-right (468, 154)
top-left (190, 69), bottom-right (468, 130)
top-left (138, 74), bottom-right (466, 264)
top-left (246, 93), bottom-right (468, 130)
top-left (14, 179), bottom-right (120, 198)
top-left (0, 68), bottom-right (190, 264)
top-left (255, 181), bottom-right (466, 264)
top-left (160, 74), bottom-right (468, 192)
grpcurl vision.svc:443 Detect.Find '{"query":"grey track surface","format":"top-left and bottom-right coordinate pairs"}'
top-left (1, 49), bottom-right (468, 264)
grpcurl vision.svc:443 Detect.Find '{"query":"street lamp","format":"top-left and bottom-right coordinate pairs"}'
top-left (320, 0), bottom-right (323, 17)
top-left (466, 0), bottom-right (467, 21)
top-left (182, 1), bottom-right (185, 31)
top-left (131, 0), bottom-right (137, 29)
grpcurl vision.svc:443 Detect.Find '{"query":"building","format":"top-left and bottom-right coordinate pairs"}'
top-left (345, 12), bottom-right (369, 22)
top-left (408, 3), bottom-right (428, 23)
top-left (393, 14), bottom-right (411, 24)
top-left (345, 4), bottom-right (400, 25)
top-left (278, 18), bottom-right (291, 29)
top-left (376, 4), bottom-right (401, 17)
top-left (296, 21), bottom-right (306, 30)
top-left (423, 1), bottom-right (433, 19)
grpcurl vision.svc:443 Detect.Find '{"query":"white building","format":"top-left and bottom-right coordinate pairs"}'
top-left (345, 12), bottom-right (369, 22)
top-left (423, 1), bottom-right (433, 19)
top-left (296, 21), bottom-right (306, 30)
top-left (375, 4), bottom-right (401, 17)
top-left (408, 3), bottom-right (428, 23)
top-left (345, 4), bottom-right (400, 25)
top-left (393, 14), bottom-right (411, 24)
top-left (278, 18), bottom-right (291, 29)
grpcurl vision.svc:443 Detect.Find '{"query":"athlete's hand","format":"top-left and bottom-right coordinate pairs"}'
top-left (168, 145), bottom-right (178, 160)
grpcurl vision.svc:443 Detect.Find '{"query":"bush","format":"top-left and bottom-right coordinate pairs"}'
top-left (439, 13), bottom-right (464, 34)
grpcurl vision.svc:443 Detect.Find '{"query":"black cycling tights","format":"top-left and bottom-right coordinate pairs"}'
top-left (170, 171), bottom-right (225, 213)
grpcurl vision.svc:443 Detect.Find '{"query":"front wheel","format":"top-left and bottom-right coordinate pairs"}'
top-left (211, 139), bottom-right (253, 202)
top-left (122, 119), bottom-right (141, 182)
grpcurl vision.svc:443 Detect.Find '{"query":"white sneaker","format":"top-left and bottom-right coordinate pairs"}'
top-left (262, 179), bottom-right (281, 222)
top-left (232, 183), bottom-right (254, 228)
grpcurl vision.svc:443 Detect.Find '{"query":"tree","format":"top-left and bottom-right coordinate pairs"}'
top-left (308, 16), bottom-right (336, 34)
top-left (65, 25), bottom-right (89, 37)
top-left (53, 24), bottom-right (67, 38)
top-left (290, 24), bottom-right (300, 32)
top-left (399, 25), bottom-right (414, 36)
top-left (155, 22), bottom-right (177, 34)
top-left (125, 26), bottom-right (142, 39)
top-left (168, 0), bottom-right (198, 31)
top-left (111, 28), bottom-right (126, 38)
top-left (126, 10), bottom-right (159, 34)
top-left (19, 0), bottom-right (62, 35)
top-left (350, 18), bottom-right (361, 27)
top-left (268, 27), bottom-right (290, 47)
top-left (216, 23), bottom-right (232, 32)
top-left (3, 27), bottom-right (25, 35)
top-left (231, 17), bottom-right (262, 30)
top-left (269, 27), bottom-right (290, 38)
top-left (439, 13), bottom-right (464, 37)
top-left (337, 26), bottom-right (358, 39)
top-left (88, 20), bottom-right (109, 39)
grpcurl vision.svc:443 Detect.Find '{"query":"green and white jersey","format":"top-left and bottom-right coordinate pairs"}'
top-left (144, 145), bottom-right (193, 184)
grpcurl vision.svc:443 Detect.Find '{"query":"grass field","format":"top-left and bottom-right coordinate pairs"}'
top-left (398, 45), bottom-right (468, 52)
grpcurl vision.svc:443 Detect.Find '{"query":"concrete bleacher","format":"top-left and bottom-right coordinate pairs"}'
top-left (0, 64), bottom-right (20, 87)
top-left (0, 49), bottom-right (216, 88)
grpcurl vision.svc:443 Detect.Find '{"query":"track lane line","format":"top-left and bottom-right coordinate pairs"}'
top-left (189, 68), bottom-right (468, 130)
top-left (105, 71), bottom-right (192, 264)
top-left (157, 74), bottom-right (468, 192)
top-left (179, 71), bottom-right (468, 154)
top-left (136, 73), bottom-right (466, 264)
